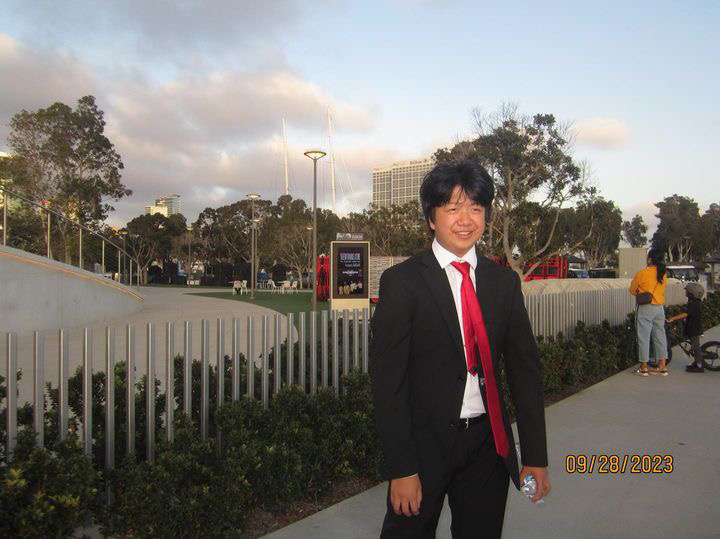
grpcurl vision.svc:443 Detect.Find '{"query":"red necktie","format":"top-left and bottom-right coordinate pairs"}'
top-left (450, 261), bottom-right (510, 458)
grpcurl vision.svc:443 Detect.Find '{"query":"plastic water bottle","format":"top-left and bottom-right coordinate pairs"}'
top-left (516, 443), bottom-right (545, 505)
top-left (520, 475), bottom-right (544, 505)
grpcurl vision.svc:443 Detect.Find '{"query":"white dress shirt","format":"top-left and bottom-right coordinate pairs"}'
top-left (431, 239), bottom-right (486, 419)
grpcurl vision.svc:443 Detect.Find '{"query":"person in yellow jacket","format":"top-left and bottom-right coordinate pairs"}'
top-left (629, 249), bottom-right (669, 376)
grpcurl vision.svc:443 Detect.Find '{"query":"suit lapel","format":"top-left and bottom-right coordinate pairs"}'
top-left (419, 250), bottom-right (464, 357)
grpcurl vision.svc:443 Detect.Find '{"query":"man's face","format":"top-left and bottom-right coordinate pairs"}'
top-left (429, 186), bottom-right (485, 257)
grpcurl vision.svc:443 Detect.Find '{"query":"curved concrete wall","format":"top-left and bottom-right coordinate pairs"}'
top-left (0, 245), bottom-right (143, 337)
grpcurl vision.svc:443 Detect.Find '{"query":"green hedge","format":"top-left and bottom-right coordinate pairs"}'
top-left (97, 371), bottom-right (379, 538)
top-left (1, 291), bottom-right (719, 537)
top-left (0, 429), bottom-right (98, 538)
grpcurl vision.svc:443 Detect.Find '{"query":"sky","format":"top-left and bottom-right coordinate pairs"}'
top-left (1, 0), bottom-right (718, 234)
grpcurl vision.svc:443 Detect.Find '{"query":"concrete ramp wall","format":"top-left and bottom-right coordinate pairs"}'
top-left (0, 245), bottom-right (143, 337)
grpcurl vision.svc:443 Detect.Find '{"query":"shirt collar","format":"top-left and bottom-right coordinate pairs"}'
top-left (432, 238), bottom-right (477, 271)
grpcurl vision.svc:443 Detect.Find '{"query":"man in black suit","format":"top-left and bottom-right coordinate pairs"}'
top-left (370, 161), bottom-right (550, 538)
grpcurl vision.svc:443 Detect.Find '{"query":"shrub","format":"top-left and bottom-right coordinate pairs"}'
top-left (0, 429), bottom-right (98, 539)
top-left (100, 416), bottom-right (253, 538)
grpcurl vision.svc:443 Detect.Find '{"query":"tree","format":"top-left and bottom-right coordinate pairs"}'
top-left (622, 215), bottom-right (647, 247)
top-left (194, 201), bottom-right (256, 266)
top-left (651, 195), bottom-right (702, 262)
top-left (574, 198), bottom-right (622, 267)
top-left (275, 223), bottom-right (313, 288)
top-left (4, 96), bottom-right (130, 262)
top-left (699, 203), bottom-right (720, 256)
top-left (435, 104), bottom-right (594, 278)
top-left (343, 201), bottom-right (430, 257)
top-left (125, 213), bottom-right (186, 284)
top-left (259, 195), bottom-right (313, 286)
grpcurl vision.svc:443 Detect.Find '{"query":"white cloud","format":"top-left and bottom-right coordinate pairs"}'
top-left (0, 28), bottom-right (382, 226)
top-left (570, 117), bottom-right (628, 149)
top-left (0, 33), bottom-right (99, 144)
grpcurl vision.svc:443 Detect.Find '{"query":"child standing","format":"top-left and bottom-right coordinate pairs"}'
top-left (667, 283), bottom-right (705, 373)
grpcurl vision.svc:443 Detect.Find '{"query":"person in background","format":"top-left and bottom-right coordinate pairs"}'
top-left (667, 282), bottom-right (705, 373)
top-left (630, 249), bottom-right (669, 376)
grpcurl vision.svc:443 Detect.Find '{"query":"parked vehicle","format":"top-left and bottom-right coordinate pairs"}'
top-left (589, 267), bottom-right (617, 278)
top-left (666, 265), bottom-right (699, 282)
top-left (567, 268), bottom-right (589, 278)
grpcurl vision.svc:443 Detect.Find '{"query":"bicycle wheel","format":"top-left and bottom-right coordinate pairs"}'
top-left (701, 341), bottom-right (720, 371)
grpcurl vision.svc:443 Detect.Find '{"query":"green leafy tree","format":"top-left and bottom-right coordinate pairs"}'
top-left (622, 214), bottom-right (648, 247)
top-left (651, 195), bottom-right (702, 261)
top-left (259, 195), bottom-right (313, 283)
top-left (194, 200), bottom-right (259, 266)
top-left (343, 201), bottom-right (430, 256)
top-left (3, 96), bottom-right (130, 262)
top-left (435, 104), bottom-right (594, 278)
top-left (125, 213), bottom-right (187, 284)
top-left (699, 203), bottom-right (720, 256)
top-left (575, 198), bottom-right (622, 267)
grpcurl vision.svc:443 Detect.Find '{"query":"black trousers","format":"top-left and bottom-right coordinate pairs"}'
top-left (380, 415), bottom-right (510, 539)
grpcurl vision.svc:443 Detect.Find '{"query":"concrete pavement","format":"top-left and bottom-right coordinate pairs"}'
top-left (264, 325), bottom-right (720, 539)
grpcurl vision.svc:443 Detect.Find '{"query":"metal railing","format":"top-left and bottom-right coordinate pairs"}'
top-left (1, 282), bottom-right (691, 464)
top-left (524, 281), bottom-right (689, 338)
top-left (2, 308), bottom-right (371, 465)
top-left (0, 185), bottom-right (139, 286)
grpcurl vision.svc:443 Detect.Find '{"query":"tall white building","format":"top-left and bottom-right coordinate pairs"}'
top-left (144, 204), bottom-right (169, 217)
top-left (145, 194), bottom-right (181, 216)
top-left (372, 158), bottom-right (434, 208)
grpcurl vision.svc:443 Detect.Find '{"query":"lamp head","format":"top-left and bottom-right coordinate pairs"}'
top-left (304, 149), bottom-right (326, 161)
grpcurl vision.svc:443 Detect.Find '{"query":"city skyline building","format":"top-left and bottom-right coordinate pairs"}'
top-left (372, 157), bottom-right (434, 208)
top-left (145, 193), bottom-right (181, 217)
top-left (144, 204), bottom-right (169, 217)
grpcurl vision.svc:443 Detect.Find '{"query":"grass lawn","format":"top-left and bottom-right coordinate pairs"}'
top-left (190, 290), bottom-right (325, 317)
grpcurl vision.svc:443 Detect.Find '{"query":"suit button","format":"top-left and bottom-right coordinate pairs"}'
top-left (457, 374), bottom-right (464, 382)
top-left (479, 377), bottom-right (486, 386)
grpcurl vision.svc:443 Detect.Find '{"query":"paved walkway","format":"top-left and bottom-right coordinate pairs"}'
top-left (264, 325), bottom-right (720, 539)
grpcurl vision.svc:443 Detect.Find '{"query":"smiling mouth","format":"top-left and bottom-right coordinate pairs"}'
top-left (455, 231), bottom-right (474, 237)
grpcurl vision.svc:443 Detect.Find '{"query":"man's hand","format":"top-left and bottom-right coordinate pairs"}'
top-left (390, 474), bottom-right (422, 516)
top-left (519, 466), bottom-right (551, 503)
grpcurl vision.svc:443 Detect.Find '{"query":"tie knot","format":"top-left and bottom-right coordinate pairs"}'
top-left (450, 261), bottom-right (471, 276)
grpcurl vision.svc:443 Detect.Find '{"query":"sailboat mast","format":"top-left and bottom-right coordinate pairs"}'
top-left (327, 107), bottom-right (336, 213)
top-left (282, 117), bottom-right (289, 196)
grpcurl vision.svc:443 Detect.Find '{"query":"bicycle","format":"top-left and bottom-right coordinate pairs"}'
top-left (650, 319), bottom-right (720, 371)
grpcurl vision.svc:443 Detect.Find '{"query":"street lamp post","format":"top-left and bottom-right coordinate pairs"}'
top-left (303, 150), bottom-right (326, 312)
top-left (186, 226), bottom-right (193, 284)
top-left (306, 224), bottom-right (313, 291)
top-left (247, 194), bottom-right (260, 299)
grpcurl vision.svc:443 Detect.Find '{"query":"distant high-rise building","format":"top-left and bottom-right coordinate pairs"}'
top-left (372, 158), bottom-right (434, 208)
top-left (145, 194), bottom-right (181, 216)
top-left (144, 204), bottom-right (169, 217)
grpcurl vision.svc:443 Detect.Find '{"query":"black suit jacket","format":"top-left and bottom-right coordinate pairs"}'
top-left (370, 250), bottom-right (547, 490)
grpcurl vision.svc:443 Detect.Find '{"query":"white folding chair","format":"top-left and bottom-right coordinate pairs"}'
top-left (281, 281), bottom-right (291, 295)
top-left (290, 281), bottom-right (298, 294)
top-left (267, 279), bottom-right (278, 293)
top-left (232, 280), bottom-right (242, 295)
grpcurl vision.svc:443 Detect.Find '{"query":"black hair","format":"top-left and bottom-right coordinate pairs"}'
top-left (419, 161), bottom-right (495, 225)
top-left (647, 248), bottom-right (666, 283)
